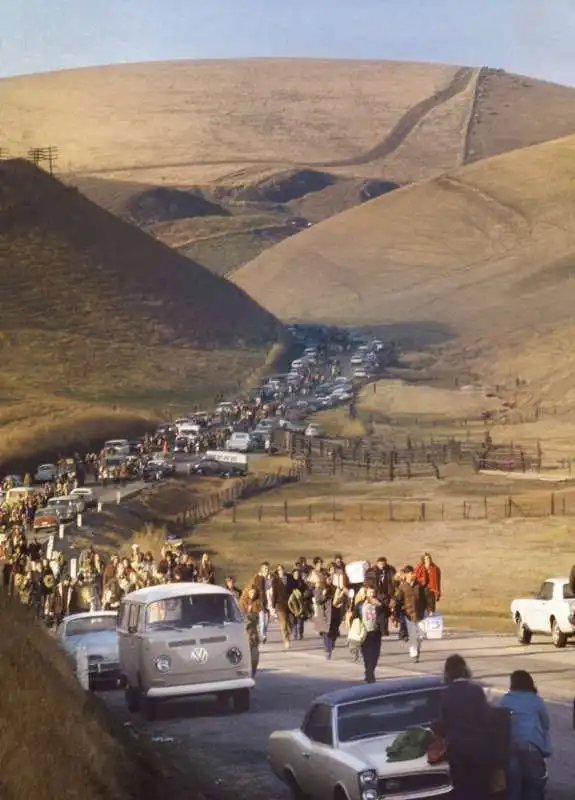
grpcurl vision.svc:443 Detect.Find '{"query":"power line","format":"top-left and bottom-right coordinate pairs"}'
top-left (26, 145), bottom-right (60, 175)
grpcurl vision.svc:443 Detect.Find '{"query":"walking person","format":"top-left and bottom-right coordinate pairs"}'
top-left (313, 574), bottom-right (341, 659)
top-left (252, 561), bottom-right (273, 644)
top-left (440, 654), bottom-right (498, 800)
top-left (239, 585), bottom-right (261, 678)
top-left (374, 556), bottom-right (396, 636)
top-left (415, 552), bottom-right (441, 614)
top-left (288, 568), bottom-right (306, 640)
top-left (353, 584), bottom-right (382, 683)
top-left (501, 670), bottom-right (551, 800)
top-left (273, 565), bottom-right (293, 649)
top-left (394, 565), bottom-right (426, 663)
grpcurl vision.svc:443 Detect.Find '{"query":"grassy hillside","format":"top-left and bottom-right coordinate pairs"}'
top-left (6, 60), bottom-right (575, 278)
top-left (0, 159), bottom-right (283, 462)
top-left (0, 592), bottom-right (164, 800)
top-left (232, 134), bottom-right (575, 412)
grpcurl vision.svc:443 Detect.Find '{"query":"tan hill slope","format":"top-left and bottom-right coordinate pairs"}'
top-left (232, 134), bottom-right (575, 411)
top-left (6, 59), bottom-right (575, 278)
top-left (0, 159), bottom-right (283, 462)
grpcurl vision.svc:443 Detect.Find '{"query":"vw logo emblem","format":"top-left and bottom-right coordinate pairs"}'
top-left (190, 647), bottom-right (209, 664)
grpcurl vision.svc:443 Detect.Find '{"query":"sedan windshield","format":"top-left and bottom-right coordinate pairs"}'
top-left (66, 616), bottom-right (117, 636)
top-left (337, 689), bottom-right (443, 742)
top-left (145, 593), bottom-right (243, 631)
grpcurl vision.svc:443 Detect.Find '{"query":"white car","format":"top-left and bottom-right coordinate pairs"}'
top-left (269, 676), bottom-right (451, 800)
top-left (70, 487), bottom-right (98, 509)
top-left (57, 611), bottom-right (121, 688)
top-left (103, 439), bottom-right (130, 456)
top-left (34, 463), bottom-right (59, 482)
top-left (350, 354), bottom-right (364, 366)
top-left (511, 576), bottom-right (575, 647)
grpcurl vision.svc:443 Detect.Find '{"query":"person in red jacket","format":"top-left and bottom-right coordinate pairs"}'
top-left (415, 552), bottom-right (441, 614)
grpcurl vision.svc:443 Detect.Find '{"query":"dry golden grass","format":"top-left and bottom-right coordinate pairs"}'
top-left (0, 60), bottom-right (459, 181)
top-left (0, 591), bottom-right (163, 800)
top-left (0, 159), bottom-right (283, 465)
top-left (233, 133), bottom-right (575, 414)
top-left (191, 475), bottom-right (575, 629)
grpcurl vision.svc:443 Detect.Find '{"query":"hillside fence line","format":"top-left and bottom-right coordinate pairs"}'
top-left (208, 490), bottom-right (575, 526)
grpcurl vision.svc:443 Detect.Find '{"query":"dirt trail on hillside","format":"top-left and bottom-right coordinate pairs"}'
top-left (72, 68), bottom-right (476, 181)
top-left (322, 67), bottom-right (477, 168)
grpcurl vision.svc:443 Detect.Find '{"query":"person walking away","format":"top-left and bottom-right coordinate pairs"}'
top-left (375, 556), bottom-right (396, 636)
top-left (501, 670), bottom-right (551, 800)
top-left (197, 553), bottom-right (215, 584)
top-left (288, 569), bottom-right (306, 640)
top-left (239, 585), bottom-right (261, 677)
top-left (415, 552), bottom-right (441, 615)
top-left (252, 562), bottom-right (273, 643)
top-left (314, 574), bottom-right (341, 659)
top-left (273, 565), bottom-right (293, 649)
top-left (440, 654), bottom-right (497, 800)
top-left (395, 565), bottom-right (426, 662)
top-left (354, 585), bottom-right (382, 683)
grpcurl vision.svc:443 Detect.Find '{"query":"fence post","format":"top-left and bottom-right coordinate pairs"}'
top-left (550, 492), bottom-right (555, 516)
top-left (332, 499), bottom-right (337, 522)
top-left (441, 503), bottom-right (445, 521)
top-left (420, 502), bottom-right (426, 521)
top-left (284, 500), bottom-right (288, 523)
top-left (388, 500), bottom-right (394, 521)
top-left (463, 501), bottom-right (468, 520)
top-left (116, 490), bottom-right (121, 505)
top-left (308, 504), bottom-right (312, 523)
top-left (232, 503), bottom-right (237, 523)
top-left (258, 505), bottom-right (263, 522)
top-left (483, 496), bottom-right (488, 519)
top-left (562, 497), bottom-right (566, 516)
top-left (359, 503), bottom-right (363, 521)
top-left (507, 497), bottom-right (513, 518)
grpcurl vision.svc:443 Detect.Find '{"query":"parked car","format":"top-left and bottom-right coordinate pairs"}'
top-left (33, 507), bottom-right (60, 532)
top-left (511, 576), bottom-right (575, 647)
top-left (57, 611), bottom-right (121, 689)
top-left (226, 432), bottom-right (253, 453)
top-left (46, 495), bottom-right (84, 521)
top-left (34, 463), bottom-right (59, 483)
top-left (268, 676), bottom-right (452, 800)
top-left (70, 487), bottom-right (98, 509)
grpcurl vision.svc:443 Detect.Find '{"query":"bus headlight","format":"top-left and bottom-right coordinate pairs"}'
top-left (154, 655), bottom-right (171, 673)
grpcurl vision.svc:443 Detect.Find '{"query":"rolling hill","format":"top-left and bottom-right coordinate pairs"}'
top-left (231, 133), bottom-right (575, 413)
top-left (4, 60), bottom-right (575, 276)
top-left (0, 159), bottom-right (283, 463)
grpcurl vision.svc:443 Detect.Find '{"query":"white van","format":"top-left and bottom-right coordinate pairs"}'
top-left (4, 486), bottom-right (37, 505)
top-left (103, 439), bottom-right (130, 455)
top-left (118, 583), bottom-right (254, 720)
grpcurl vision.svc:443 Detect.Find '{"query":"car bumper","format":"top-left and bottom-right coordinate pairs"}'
top-left (146, 677), bottom-right (255, 699)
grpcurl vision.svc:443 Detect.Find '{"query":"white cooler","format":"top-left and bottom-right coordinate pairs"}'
top-left (422, 614), bottom-right (444, 640)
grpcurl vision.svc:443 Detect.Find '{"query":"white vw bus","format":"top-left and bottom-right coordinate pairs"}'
top-left (118, 583), bottom-right (254, 720)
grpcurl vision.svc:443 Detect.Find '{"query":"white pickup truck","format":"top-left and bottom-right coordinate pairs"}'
top-left (511, 577), bottom-right (575, 647)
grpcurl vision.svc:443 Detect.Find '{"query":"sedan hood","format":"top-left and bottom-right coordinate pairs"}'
top-left (63, 631), bottom-right (118, 658)
top-left (339, 735), bottom-right (433, 774)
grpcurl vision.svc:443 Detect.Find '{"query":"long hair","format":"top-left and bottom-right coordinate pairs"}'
top-left (443, 654), bottom-right (472, 684)
top-left (239, 585), bottom-right (261, 614)
top-left (509, 670), bottom-right (537, 694)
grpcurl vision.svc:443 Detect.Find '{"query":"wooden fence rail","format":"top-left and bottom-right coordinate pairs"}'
top-left (214, 491), bottom-right (575, 524)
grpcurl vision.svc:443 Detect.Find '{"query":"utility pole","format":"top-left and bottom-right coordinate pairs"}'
top-left (26, 145), bottom-right (59, 174)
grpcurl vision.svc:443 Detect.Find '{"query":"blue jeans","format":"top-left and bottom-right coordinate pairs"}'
top-left (507, 744), bottom-right (547, 800)
top-left (292, 617), bottom-right (304, 639)
top-left (259, 609), bottom-right (270, 639)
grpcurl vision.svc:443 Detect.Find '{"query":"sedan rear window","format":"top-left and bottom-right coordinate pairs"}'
top-left (337, 689), bottom-right (443, 742)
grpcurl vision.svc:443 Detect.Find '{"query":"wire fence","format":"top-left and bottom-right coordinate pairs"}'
top-left (199, 490), bottom-right (575, 525)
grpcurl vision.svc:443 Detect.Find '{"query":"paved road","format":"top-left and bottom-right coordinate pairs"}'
top-left (103, 623), bottom-right (574, 800)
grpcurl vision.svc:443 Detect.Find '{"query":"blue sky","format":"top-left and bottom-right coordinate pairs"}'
top-left (2, 0), bottom-right (575, 85)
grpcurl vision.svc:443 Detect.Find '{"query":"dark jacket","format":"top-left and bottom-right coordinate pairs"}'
top-left (395, 579), bottom-right (426, 622)
top-left (441, 680), bottom-right (494, 764)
